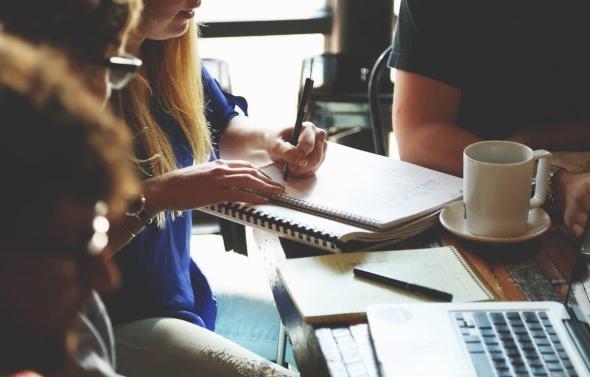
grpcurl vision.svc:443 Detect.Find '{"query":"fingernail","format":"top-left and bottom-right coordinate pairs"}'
top-left (297, 159), bottom-right (308, 168)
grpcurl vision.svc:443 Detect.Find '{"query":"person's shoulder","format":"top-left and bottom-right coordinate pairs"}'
top-left (2, 372), bottom-right (44, 377)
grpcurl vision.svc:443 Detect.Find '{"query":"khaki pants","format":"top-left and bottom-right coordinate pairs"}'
top-left (114, 318), bottom-right (297, 377)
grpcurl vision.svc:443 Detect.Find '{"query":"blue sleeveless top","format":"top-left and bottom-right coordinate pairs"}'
top-left (104, 68), bottom-right (247, 330)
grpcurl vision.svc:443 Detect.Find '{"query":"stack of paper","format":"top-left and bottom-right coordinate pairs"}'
top-left (200, 143), bottom-right (463, 251)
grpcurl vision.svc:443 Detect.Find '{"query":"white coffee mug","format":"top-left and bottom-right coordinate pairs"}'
top-left (463, 141), bottom-right (551, 238)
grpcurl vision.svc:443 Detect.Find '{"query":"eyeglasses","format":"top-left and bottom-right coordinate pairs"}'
top-left (102, 54), bottom-right (142, 90)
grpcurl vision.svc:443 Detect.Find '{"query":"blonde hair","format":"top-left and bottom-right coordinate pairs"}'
top-left (114, 21), bottom-right (211, 226)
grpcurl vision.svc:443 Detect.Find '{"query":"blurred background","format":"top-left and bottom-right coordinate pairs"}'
top-left (200, 0), bottom-right (326, 125)
top-left (199, 0), bottom-right (398, 154)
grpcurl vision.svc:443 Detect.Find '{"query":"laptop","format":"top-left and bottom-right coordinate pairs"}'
top-left (367, 225), bottom-right (590, 377)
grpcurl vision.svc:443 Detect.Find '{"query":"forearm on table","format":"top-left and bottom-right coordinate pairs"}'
top-left (395, 122), bottom-right (481, 176)
top-left (508, 123), bottom-right (590, 151)
top-left (218, 115), bottom-right (271, 162)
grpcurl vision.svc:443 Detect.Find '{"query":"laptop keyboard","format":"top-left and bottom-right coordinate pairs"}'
top-left (454, 311), bottom-right (578, 377)
top-left (316, 324), bottom-right (379, 377)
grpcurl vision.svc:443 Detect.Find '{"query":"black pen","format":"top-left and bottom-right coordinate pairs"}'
top-left (353, 267), bottom-right (454, 302)
top-left (283, 77), bottom-right (314, 180)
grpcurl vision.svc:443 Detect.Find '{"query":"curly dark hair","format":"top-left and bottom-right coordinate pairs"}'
top-left (0, 33), bottom-right (138, 250)
top-left (0, 0), bottom-right (142, 63)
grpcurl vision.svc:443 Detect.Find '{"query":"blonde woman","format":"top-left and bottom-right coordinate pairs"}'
top-left (103, 1), bottom-right (327, 376)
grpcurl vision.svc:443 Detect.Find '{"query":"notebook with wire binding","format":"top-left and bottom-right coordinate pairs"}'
top-left (199, 143), bottom-right (463, 252)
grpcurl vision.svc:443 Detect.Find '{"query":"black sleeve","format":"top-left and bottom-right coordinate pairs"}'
top-left (389, 0), bottom-right (465, 89)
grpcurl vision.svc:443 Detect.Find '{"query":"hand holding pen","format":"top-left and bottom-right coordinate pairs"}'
top-left (263, 77), bottom-right (326, 180)
top-left (283, 78), bottom-right (317, 180)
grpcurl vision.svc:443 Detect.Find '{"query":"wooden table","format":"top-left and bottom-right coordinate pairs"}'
top-left (246, 224), bottom-right (590, 377)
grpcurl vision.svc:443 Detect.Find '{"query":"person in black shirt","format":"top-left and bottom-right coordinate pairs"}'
top-left (390, 0), bottom-right (590, 237)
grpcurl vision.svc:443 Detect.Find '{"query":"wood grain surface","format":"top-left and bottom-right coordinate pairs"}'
top-left (247, 223), bottom-right (587, 376)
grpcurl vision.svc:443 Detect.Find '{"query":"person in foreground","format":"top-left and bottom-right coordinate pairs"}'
top-left (390, 0), bottom-right (590, 236)
top-left (0, 32), bottom-right (137, 376)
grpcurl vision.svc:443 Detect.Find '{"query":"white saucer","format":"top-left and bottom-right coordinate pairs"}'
top-left (439, 201), bottom-right (551, 243)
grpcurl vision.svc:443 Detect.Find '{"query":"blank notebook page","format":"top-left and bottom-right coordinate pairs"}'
top-left (277, 246), bottom-right (493, 324)
top-left (260, 143), bottom-right (463, 229)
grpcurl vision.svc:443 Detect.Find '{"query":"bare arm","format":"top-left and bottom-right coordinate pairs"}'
top-left (107, 115), bottom-right (328, 255)
top-left (393, 70), bottom-right (478, 176)
top-left (218, 115), bottom-right (273, 165)
top-left (510, 123), bottom-right (590, 151)
top-left (394, 69), bottom-right (590, 238)
top-left (393, 69), bottom-right (590, 177)
top-left (107, 160), bottom-right (285, 255)
top-left (219, 115), bottom-right (327, 177)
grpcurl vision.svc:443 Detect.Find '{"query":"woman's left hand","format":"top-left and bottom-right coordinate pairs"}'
top-left (266, 121), bottom-right (328, 178)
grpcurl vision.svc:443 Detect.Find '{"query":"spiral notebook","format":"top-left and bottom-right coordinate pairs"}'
top-left (199, 143), bottom-right (463, 252)
top-left (277, 246), bottom-right (494, 324)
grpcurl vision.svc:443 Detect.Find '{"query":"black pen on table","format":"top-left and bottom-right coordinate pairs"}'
top-left (283, 77), bottom-right (314, 180)
top-left (353, 267), bottom-right (454, 302)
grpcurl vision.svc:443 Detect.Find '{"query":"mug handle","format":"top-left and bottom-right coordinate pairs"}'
top-left (530, 150), bottom-right (551, 209)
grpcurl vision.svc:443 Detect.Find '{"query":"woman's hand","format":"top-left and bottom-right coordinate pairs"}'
top-left (554, 170), bottom-right (590, 237)
top-left (143, 160), bottom-right (285, 213)
top-left (266, 121), bottom-right (328, 178)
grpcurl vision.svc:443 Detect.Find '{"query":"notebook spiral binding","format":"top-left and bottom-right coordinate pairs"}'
top-left (269, 193), bottom-right (381, 231)
top-left (208, 202), bottom-right (344, 251)
top-left (448, 246), bottom-right (494, 300)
